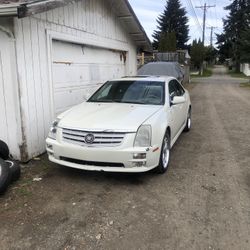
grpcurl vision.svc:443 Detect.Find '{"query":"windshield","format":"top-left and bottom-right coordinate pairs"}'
top-left (88, 80), bottom-right (165, 105)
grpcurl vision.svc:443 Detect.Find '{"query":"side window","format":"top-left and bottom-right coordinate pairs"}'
top-left (174, 80), bottom-right (185, 96)
top-left (168, 80), bottom-right (177, 100)
top-left (168, 80), bottom-right (185, 102)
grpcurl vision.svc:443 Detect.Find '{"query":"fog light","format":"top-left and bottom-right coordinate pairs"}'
top-left (133, 153), bottom-right (146, 159)
top-left (133, 161), bottom-right (146, 167)
top-left (47, 144), bottom-right (53, 150)
top-left (48, 152), bottom-right (54, 156)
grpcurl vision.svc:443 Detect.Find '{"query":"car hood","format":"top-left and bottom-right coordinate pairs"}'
top-left (58, 102), bottom-right (162, 132)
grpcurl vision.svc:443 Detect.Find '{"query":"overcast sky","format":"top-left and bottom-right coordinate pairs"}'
top-left (128, 0), bottom-right (230, 46)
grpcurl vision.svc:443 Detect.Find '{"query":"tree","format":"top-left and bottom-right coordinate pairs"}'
top-left (216, 33), bottom-right (232, 63)
top-left (204, 46), bottom-right (218, 65)
top-left (190, 39), bottom-right (205, 70)
top-left (153, 0), bottom-right (189, 50)
top-left (158, 32), bottom-right (176, 52)
top-left (216, 0), bottom-right (250, 71)
top-left (239, 28), bottom-right (250, 63)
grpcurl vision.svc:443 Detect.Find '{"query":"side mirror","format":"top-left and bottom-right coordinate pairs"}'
top-left (171, 96), bottom-right (185, 105)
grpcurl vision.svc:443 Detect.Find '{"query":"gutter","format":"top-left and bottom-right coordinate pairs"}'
top-left (123, 0), bottom-right (152, 52)
top-left (0, 0), bottom-right (75, 17)
top-left (0, 5), bottom-right (18, 17)
top-left (0, 0), bottom-right (152, 51)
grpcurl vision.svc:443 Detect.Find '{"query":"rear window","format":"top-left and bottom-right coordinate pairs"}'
top-left (137, 63), bottom-right (180, 78)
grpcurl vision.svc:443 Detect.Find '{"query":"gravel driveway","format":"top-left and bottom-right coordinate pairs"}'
top-left (1, 66), bottom-right (250, 250)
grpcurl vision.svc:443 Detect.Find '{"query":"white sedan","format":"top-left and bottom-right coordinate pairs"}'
top-left (46, 76), bottom-right (191, 174)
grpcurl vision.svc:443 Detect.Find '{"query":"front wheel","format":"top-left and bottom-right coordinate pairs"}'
top-left (156, 132), bottom-right (170, 174)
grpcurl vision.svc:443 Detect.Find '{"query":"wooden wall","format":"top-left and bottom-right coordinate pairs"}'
top-left (0, 28), bottom-right (23, 159)
top-left (13, 0), bottom-right (137, 160)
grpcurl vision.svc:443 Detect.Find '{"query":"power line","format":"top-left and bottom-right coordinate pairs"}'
top-left (185, 0), bottom-right (203, 36)
top-left (207, 0), bottom-right (218, 29)
top-left (214, 0), bottom-right (219, 28)
top-left (188, 0), bottom-right (202, 32)
top-left (195, 2), bottom-right (216, 74)
top-left (196, 3), bottom-right (216, 45)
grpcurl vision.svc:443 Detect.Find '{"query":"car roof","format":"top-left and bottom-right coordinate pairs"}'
top-left (111, 75), bottom-right (175, 82)
top-left (137, 62), bottom-right (184, 78)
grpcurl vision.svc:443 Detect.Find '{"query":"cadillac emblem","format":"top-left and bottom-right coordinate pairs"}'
top-left (85, 133), bottom-right (95, 144)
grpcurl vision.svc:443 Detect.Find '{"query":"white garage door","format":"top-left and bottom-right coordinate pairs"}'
top-left (52, 40), bottom-right (126, 114)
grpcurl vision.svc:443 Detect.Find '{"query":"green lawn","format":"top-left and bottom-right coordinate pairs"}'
top-left (191, 68), bottom-right (212, 78)
top-left (240, 82), bottom-right (250, 88)
top-left (228, 70), bottom-right (249, 79)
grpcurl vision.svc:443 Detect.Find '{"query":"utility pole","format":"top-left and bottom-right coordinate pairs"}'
top-left (207, 26), bottom-right (217, 47)
top-left (196, 3), bottom-right (215, 74)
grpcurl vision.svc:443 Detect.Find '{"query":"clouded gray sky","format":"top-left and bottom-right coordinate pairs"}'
top-left (128, 0), bottom-right (229, 46)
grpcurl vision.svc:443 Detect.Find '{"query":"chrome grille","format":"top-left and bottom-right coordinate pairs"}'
top-left (62, 128), bottom-right (126, 147)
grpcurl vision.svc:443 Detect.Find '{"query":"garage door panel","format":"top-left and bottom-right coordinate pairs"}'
top-left (54, 85), bottom-right (100, 113)
top-left (52, 40), bottom-right (126, 115)
top-left (53, 64), bottom-right (90, 87)
top-left (53, 40), bottom-right (124, 64)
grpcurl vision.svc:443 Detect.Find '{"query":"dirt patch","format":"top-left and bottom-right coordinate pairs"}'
top-left (1, 66), bottom-right (250, 249)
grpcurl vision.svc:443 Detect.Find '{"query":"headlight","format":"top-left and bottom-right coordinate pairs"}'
top-left (48, 118), bottom-right (60, 140)
top-left (134, 125), bottom-right (151, 147)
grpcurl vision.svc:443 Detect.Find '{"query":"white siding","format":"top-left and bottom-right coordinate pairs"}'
top-left (0, 30), bottom-right (22, 159)
top-left (241, 63), bottom-right (250, 76)
top-left (13, 0), bottom-right (137, 159)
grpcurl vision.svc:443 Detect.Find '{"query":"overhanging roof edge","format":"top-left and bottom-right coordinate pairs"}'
top-left (123, 0), bottom-right (152, 52)
top-left (0, 0), bottom-right (152, 51)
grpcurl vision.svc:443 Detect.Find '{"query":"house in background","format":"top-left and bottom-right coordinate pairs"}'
top-left (0, 0), bottom-right (151, 161)
top-left (241, 63), bottom-right (250, 76)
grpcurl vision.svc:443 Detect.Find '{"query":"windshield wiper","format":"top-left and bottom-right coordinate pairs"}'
top-left (88, 100), bottom-right (117, 103)
top-left (122, 101), bottom-right (145, 104)
top-left (89, 100), bottom-right (146, 104)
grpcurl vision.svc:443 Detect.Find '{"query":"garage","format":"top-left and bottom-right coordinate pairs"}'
top-left (0, 0), bottom-right (151, 161)
top-left (52, 40), bottom-right (127, 114)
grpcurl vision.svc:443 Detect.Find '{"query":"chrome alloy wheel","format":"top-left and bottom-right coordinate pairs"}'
top-left (187, 111), bottom-right (191, 129)
top-left (162, 137), bottom-right (170, 169)
top-left (184, 108), bottom-right (192, 132)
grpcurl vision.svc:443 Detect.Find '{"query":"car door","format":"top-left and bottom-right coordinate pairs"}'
top-left (168, 80), bottom-right (187, 137)
top-left (174, 80), bottom-right (188, 126)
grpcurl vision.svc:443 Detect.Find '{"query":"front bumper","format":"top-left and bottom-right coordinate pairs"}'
top-left (46, 134), bottom-right (161, 173)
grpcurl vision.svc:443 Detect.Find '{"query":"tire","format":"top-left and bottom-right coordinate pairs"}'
top-left (5, 160), bottom-right (21, 182)
top-left (0, 158), bottom-right (11, 194)
top-left (184, 107), bottom-right (191, 132)
top-left (0, 140), bottom-right (9, 160)
top-left (156, 132), bottom-right (171, 174)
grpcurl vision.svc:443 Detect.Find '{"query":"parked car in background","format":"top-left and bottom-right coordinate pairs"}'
top-left (46, 76), bottom-right (191, 174)
top-left (138, 62), bottom-right (185, 83)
